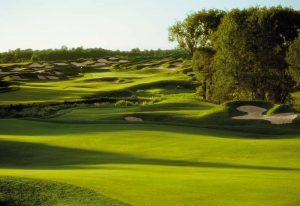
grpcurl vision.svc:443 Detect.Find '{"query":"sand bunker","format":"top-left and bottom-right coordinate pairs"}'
top-left (54, 63), bottom-right (69, 66)
top-left (233, 105), bottom-right (298, 125)
top-left (81, 61), bottom-right (94, 65)
top-left (11, 68), bottom-right (26, 72)
top-left (37, 75), bottom-right (46, 80)
top-left (92, 63), bottom-right (107, 67)
top-left (29, 63), bottom-right (44, 68)
top-left (11, 75), bottom-right (22, 80)
top-left (47, 76), bottom-right (59, 80)
top-left (94, 67), bottom-right (110, 70)
top-left (108, 57), bottom-right (119, 61)
top-left (70, 62), bottom-right (84, 67)
top-left (172, 62), bottom-right (182, 67)
top-left (35, 70), bottom-right (45, 74)
top-left (97, 59), bottom-right (109, 63)
top-left (124, 116), bottom-right (143, 122)
top-left (54, 71), bottom-right (63, 75)
top-left (119, 60), bottom-right (129, 63)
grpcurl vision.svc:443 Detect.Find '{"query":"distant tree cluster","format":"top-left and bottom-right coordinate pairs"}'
top-left (0, 47), bottom-right (189, 63)
top-left (170, 7), bottom-right (300, 104)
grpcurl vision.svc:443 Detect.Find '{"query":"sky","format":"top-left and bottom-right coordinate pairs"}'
top-left (0, 0), bottom-right (300, 52)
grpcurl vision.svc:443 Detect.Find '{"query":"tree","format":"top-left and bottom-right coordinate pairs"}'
top-left (212, 7), bottom-right (300, 103)
top-left (287, 31), bottom-right (300, 86)
top-left (169, 9), bottom-right (225, 54)
top-left (192, 48), bottom-right (215, 101)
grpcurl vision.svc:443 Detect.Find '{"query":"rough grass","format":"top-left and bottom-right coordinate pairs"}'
top-left (0, 177), bottom-right (128, 206)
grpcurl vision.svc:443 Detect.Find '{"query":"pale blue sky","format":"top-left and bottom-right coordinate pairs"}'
top-left (0, 0), bottom-right (299, 51)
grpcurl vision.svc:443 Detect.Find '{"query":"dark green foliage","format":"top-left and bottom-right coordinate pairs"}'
top-left (0, 177), bottom-right (129, 206)
top-left (287, 30), bottom-right (300, 86)
top-left (0, 47), bottom-right (189, 64)
top-left (192, 48), bottom-right (215, 101)
top-left (197, 7), bottom-right (300, 104)
top-left (169, 9), bottom-right (225, 54)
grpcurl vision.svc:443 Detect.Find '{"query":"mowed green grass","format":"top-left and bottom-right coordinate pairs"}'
top-left (0, 119), bottom-right (300, 205)
top-left (0, 68), bottom-right (190, 105)
top-left (0, 62), bottom-right (300, 205)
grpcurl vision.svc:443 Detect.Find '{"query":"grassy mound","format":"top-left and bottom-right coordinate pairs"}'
top-left (266, 104), bottom-right (295, 115)
top-left (0, 176), bottom-right (129, 206)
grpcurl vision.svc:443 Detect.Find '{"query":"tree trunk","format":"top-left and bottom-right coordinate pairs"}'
top-left (202, 80), bottom-right (207, 101)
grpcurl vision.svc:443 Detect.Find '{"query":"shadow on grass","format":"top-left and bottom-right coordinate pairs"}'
top-left (0, 118), bottom-right (299, 139)
top-left (0, 140), bottom-right (297, 171)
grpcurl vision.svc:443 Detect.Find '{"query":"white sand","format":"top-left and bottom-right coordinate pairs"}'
top-left (173, 62), bottom-right (182, 67)
top-left (119, 60), bottom-right (129, 63)
top-left (97, 59), bottom-right (109, 63)
top-left (11, 68), bottom-right (26, 72)
top-left (108, 57), bottom-right (119, 61)
top-left (94, 67), bottom-right (110, 70)
top-left (11, 75), bottom-right (22, 80)
top-left (92, 63), bottom-right (107, 67)
top-left (233, 105), bottom-right (298, 125)
top-left (47, 76), bottom-right (59, 80)
top-left (54, 63), bottom-right (69, 66)
top-left (45, 66), bottom-right (55, 69)
top-left (37, 75), bottom-right (46, 80)
top-left (54, 71), bottom-right (63, 75)
top-left (124, 116), bottom-right (143, 122)
top-left (71, 62), bottom-right (84, 67)
top-left (29, 63), bottom-right (44, 68)
top-left (81, 61), bottom-right (94, 65)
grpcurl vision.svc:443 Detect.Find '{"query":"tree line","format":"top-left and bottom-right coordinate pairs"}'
top-left (169, 7), bottom-right (300, 104)
top-left (0, 47), bottom-right (189, 63)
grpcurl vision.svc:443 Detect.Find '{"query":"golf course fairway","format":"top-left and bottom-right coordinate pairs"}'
top-left (0, 118), bottom-right (299, 205)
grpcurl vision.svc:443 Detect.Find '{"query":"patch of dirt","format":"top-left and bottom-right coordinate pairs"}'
top-left (124, 116), bottom-right (143, 122)
top-left (233, 105), bottom-right (298, 125)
